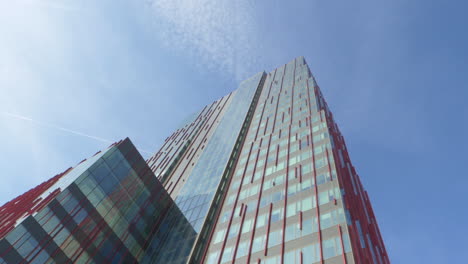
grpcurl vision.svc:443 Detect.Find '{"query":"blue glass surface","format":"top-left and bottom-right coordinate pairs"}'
top-left (143, 72), bottom-right (265, 264)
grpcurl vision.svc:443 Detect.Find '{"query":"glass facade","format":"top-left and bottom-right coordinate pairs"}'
top-left (0, 138), bottom-right (193, 264)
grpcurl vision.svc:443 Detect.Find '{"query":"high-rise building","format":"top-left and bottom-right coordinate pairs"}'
top-left (0, 57), bottom-right (388, 264)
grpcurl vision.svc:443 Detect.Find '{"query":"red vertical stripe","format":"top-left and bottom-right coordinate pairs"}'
top-left (275, 145), bottom-right (280, 166)
top-left (300, 211), bottom-right (303, 230)
top-left (265, 203), bottom-right (273, 256)
top-left (299, 164), bottom-right (303, 183)
top-left (263, 117), bottom-right (270, 136)
top-left (251, 149), bottom-right (261, 183)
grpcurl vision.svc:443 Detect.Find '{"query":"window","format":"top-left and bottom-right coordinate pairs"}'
top-left (342, 233), bottom-right (352, 252)
top-left (239, 157), bottom-right (248, 165)
top-left (257, 159), bottom-right (265, 168)
top-left (289, 156), bottom-right (299, 166)
top-left (252, 234), bottom-right (265, 253)
top-left (253, 171), bottom-right (262, 181)
top-left (302, 164), bottom-right (312, 174)
top-left (301, 150), bottom-right (312, 161)
top-left (272, 192), bottom-right (282, 204)
top-left (90, 160), bottom-right (112, 183)
top-left (226, 194), bottom-right (236, 205)
top-left (87, 186), bottom-right (105, 207)
top-left (256, 213), bottom-right (268, 228)
top-left (271, 208), bottom-right (282, 222)
top-left (314, 157), bottom-right (327, 170)
top-left (214, 228), bottom-right (226, 244)
top-left (53, 227), bottom-right (70, 246)
top-left (275, 174), bottom-right (284, 186)
top-left (301, 179), bottom-right (312, 191)
top-left (286, 202), bottom-right (297, 218)
top-left (5, 224), bottom-right (28, 245)
top-left (32, 250), bottom-right (50, 263)
top-left (265, 254), bottom-right (281, 264)
top-left (72, 208), bottom-right (88, 225)
top-left (220, 211), bottom-right (230, 223)
top-left (301, 196), bottom-right (313, 211)
top-left (323, 237), bottom-right (343, 260)
top-left (16, 236), bottom-right (38, 257)
top-left (285, 250), bottom-right (298, 263)
top-left (206, 251), bottom-right (219, 264)
top-left (99, 174), bottom-right (118, 194)
top-left (320, 209), bottom-right (345, 230)
top-left (242, 219), bottom-right (253, 234)
top-left (246, 200), bottom-right (256, 213)
top-left (285, 224), bottom-right (295, 241)
top-left (221, 247), bottom-right (233, 263)
top-left (303, 243), bottom-right (321, 263)
top-left (285, 223), bottom-right (301, 242)
top-left (316, 172), bottom-right (330, 185)
top-left (302, 217), bottom-right (318, 235)
top-left (43, 215), bottom-right (61, 237)
top-left (290, 144), bottom-right (298, 153)
top-left (268, 229), bottom-right (282, 248)
top-left (228, 224), bottom-right (239, 238)
top-left (318, 188), bottom-right (341, 205)
top-left (78, 176), bottom-right (97, 196)
top-left (231, 180), bottom-right (241, 190)
top-left (237, 241), bottom-right (250, 258)
top-left (61, 194), bottom-right (79, 212)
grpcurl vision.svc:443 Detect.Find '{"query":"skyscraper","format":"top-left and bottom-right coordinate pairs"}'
top-left (0, 57), bottom-right (388, 264)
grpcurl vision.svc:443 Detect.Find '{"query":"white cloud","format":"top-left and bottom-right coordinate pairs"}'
top-left (145, 0), bottom-right (261, 80)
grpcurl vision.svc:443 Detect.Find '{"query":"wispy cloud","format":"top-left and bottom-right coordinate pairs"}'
top-left (0, 112), bottom-right (153, 154)
top-left (1, 111), bottom-right (113, 143)
top-left (145, 0), bottom-right (260, 80)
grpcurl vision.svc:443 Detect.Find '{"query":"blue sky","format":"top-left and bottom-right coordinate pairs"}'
top-left (1, 0), bottom-right (467, 262)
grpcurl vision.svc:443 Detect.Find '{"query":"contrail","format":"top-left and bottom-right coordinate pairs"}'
top-left (1, 112), bottom-right (154, 155)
